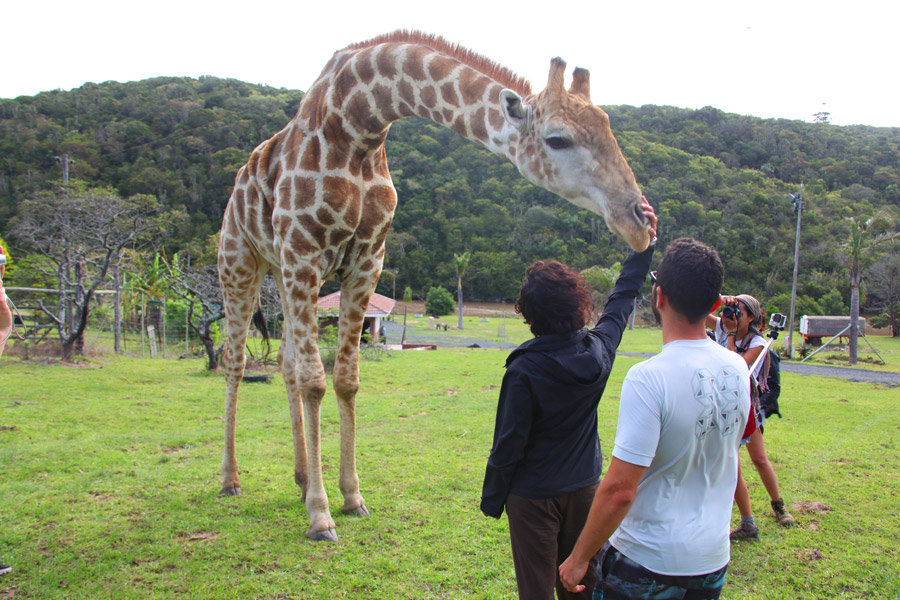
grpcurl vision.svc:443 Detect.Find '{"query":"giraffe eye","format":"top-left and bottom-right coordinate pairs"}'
top-left (545, 136), bottom-right (573, 150)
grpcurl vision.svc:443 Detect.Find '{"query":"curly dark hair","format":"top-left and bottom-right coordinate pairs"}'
top-left (515, 259), bottom-right (595, 336)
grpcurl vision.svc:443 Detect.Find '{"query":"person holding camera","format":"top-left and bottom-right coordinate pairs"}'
top-left (0, 275), bottom-right (12, 576)
top-left (481, 199), bottom-right (657, 600)
top-left (708, 294), bottom-right (795, 540)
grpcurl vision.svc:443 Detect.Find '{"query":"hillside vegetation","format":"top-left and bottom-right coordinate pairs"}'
top-left (2, 77), bottom-right (899, 317)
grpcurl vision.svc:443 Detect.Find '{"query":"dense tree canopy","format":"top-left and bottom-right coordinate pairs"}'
top-left (2, 77), bottom-right (899, 326)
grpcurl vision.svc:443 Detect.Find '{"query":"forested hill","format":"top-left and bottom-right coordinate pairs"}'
top-left (1, 76), bottom-right (899, 313)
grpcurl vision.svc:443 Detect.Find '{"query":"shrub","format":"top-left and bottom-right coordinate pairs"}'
top-left (424, 286), bottom-right (455, 316)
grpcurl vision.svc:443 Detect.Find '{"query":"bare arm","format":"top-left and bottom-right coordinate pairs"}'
top-left (558, 457), bottom-right (648, 593)
top-left (0, 280), bottom-right (12, 357)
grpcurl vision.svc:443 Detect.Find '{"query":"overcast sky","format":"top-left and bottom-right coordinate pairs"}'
top-left (4, 0), bottom-right (896, 127)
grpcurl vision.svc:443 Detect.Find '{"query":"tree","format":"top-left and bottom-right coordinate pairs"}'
top-left (581, 262), bottom-right (622, 310)
top-left (868, 248), bottom-right (900, 336)
top-left (165, 256), bottom-right (226, 369)
top-left (424, 286), bottom-right (455, 317)
top-left (841, 214), bottom-right (898, 363)
top-left (11, 183), bottom-right (177, 360)
top-left (453, 252), bottom-right (470, 329)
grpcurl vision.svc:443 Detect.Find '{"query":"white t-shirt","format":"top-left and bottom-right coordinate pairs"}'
top-left (713, 318), bottom-right (766, 382)
top-left (609, 338), bottom-right (750, 576)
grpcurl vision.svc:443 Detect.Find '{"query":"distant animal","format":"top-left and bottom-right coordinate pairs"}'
top-left (217, 30), bottom-right (651, 542)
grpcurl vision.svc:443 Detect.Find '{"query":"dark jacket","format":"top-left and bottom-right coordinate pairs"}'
top-left (481, 247), bottom-right (653, 518)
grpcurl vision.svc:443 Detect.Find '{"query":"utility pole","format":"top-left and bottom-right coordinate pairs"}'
top-left (786, 184), bottom-right (804, 359)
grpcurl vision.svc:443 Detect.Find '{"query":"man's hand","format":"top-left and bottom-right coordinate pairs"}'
top-left (558, 555), bottom-right (589, 593)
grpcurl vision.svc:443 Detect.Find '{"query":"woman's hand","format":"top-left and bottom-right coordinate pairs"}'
top-left (639, 195), bottom-right (658, 242)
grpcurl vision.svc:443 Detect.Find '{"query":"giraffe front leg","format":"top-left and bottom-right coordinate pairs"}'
top-left (300, 374), bottom-right (338, 541)
top-left (218, 282), bottom-right (260, 497)
top-left (281, 273), bottom-right (338, 542)
top-left (333, 366), bottom-right (368, 517)
top-left (333, 285), bottom-right (379, 518)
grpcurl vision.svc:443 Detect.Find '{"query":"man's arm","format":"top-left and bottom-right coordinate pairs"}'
top-left (558, 457), bottom-right (647, 593)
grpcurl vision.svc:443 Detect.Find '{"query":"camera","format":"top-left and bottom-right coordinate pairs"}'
top-left (769, 313), bottom-right (787, 331)
top-left (721, 305), bottom-right (742, 320)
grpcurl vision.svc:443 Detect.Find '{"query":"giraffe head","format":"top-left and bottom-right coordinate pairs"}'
top-left (499, 58), bottom-right (651, 251)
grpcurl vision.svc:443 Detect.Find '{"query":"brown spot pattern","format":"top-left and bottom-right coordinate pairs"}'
top-left (376, 46), bottom-right (397, 79)
top-left (420, 86), bottom-right (437, 108)
top-left (440, 83), bottom-right (459, 107)
top-left (397, 80), bottom-right (415, 109)
top-left (402, 46), bottom-right (427, 81)
top-left (355, 47), bottom-right (375, 84)
top-left (459, 69), bottom-right (490, 105)
top-left (427, 55), bottom-right (456, 81)
top-left (323, 176), bottom-right (358, 213)
top-left (299, 137), bottom-right (321, 171)
top-left (294, 177), bottom-right (316, 210)
top-left (451, 115), bottom-right (468, 137)
top-left (470, 107), bottom-right (488, 141)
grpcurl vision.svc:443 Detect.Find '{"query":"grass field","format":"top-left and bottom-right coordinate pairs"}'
top-left (1, 332), bottom-right (899, 599)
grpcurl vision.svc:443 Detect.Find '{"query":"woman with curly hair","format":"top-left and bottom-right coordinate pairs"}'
top-left (481, 200), bottom-right (657, 600)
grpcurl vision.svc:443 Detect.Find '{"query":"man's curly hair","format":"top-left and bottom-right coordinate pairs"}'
top-left (515, 260), bottom-right (595, 336)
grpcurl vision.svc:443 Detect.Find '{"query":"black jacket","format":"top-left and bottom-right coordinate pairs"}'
top-left (481, 246), bottom-right (654, 518)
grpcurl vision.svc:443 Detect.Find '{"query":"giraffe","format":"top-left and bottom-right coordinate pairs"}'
top-left (217, 30), bottom-right (652, 542)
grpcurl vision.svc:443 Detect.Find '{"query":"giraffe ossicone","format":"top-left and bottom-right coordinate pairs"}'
top-left (217, 30), bottom-right (650, 542)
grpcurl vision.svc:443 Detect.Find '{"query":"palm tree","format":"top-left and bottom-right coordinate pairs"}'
top-left (843, 214), bottom-right (898, 364)
top-left (453, 252), bottom-right (470, 330)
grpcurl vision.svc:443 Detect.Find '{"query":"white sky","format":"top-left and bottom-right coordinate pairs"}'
top-left (3, 0), bottom-right (897, 127)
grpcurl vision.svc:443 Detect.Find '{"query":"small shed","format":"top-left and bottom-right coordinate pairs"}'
top-left (317, 291), bottom-right (396, 341)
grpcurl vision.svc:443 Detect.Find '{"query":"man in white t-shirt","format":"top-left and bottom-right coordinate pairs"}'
top-left (560, 238), bottom-right (750, 599)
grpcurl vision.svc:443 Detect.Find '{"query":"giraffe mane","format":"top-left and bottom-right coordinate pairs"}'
top-left (342, 30), bottom-right (532, 96)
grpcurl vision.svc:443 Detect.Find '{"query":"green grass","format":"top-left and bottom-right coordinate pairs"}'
top-left (1, 345), bottom-right (899, 599)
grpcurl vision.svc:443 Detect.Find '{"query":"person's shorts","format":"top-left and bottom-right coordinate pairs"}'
top-left (593, 544), bottom-right (727, 600)
top-left (740, 405), bottom-right (765, 445)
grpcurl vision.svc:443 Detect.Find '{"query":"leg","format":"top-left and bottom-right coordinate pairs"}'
top-left (730, 456), bottom-right (759, 541)
top-left (506, 493), bottom-right (561, 600)
top-left (281, 272), bottom-right (336, 541)
top-left (217, 255), bottom-right (265, 496)
top-left (556, 483), bottom-right (601, 600)
top-left (274, 276), bottom-right (308, 500)
top-left (734, 460), bottom-right (752, 519)
top-left (745, 429), bottom-right (780, 501)
top-left (745, 430), bottom-right (795, 525)
top-left (331, 277), bottom-right (380, 517)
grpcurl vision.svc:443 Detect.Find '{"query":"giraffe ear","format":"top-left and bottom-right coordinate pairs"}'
top-left (569, 67), bottom-right (591, 102)
top-left (499, 89), bottom-right (531, 130)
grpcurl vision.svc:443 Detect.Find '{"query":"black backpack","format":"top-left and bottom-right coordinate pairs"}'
top-left (759, 349), bottom-right (782, 419)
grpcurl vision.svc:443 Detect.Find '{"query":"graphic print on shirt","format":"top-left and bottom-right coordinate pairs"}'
top-left (690, 366), bottom-right (745, 440)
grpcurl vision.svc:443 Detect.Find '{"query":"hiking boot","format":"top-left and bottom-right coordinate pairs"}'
top-left (771, 499), bottom-right (796, 526)
top-left (0, 563), bottom-right (11, 576)
top-left (730, 522), bottom-right (759, 541)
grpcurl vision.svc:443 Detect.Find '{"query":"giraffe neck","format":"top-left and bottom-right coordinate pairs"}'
top-left (296, 42), bottom-right (525, 163)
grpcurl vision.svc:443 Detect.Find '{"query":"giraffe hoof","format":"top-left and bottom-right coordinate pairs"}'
top-left (341, 505), bottom-right (369, 517)
top-left (218, 486), bottom-right (242, 496)
top-left (307, 528), bottom-right (338, 543)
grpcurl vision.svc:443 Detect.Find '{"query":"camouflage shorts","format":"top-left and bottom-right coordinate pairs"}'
top-left (593, 545), bottom-right (728, 600)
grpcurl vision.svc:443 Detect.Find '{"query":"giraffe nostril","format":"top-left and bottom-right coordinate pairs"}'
top-left (633, 204), bottom-right (647, 226)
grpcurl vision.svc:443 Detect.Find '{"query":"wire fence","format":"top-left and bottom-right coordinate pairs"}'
top-left (3, 287), bottom-right (280, 361)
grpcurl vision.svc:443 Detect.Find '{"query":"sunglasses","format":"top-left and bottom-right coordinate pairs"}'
top-left (649, 271), bottom-right (658, 285)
